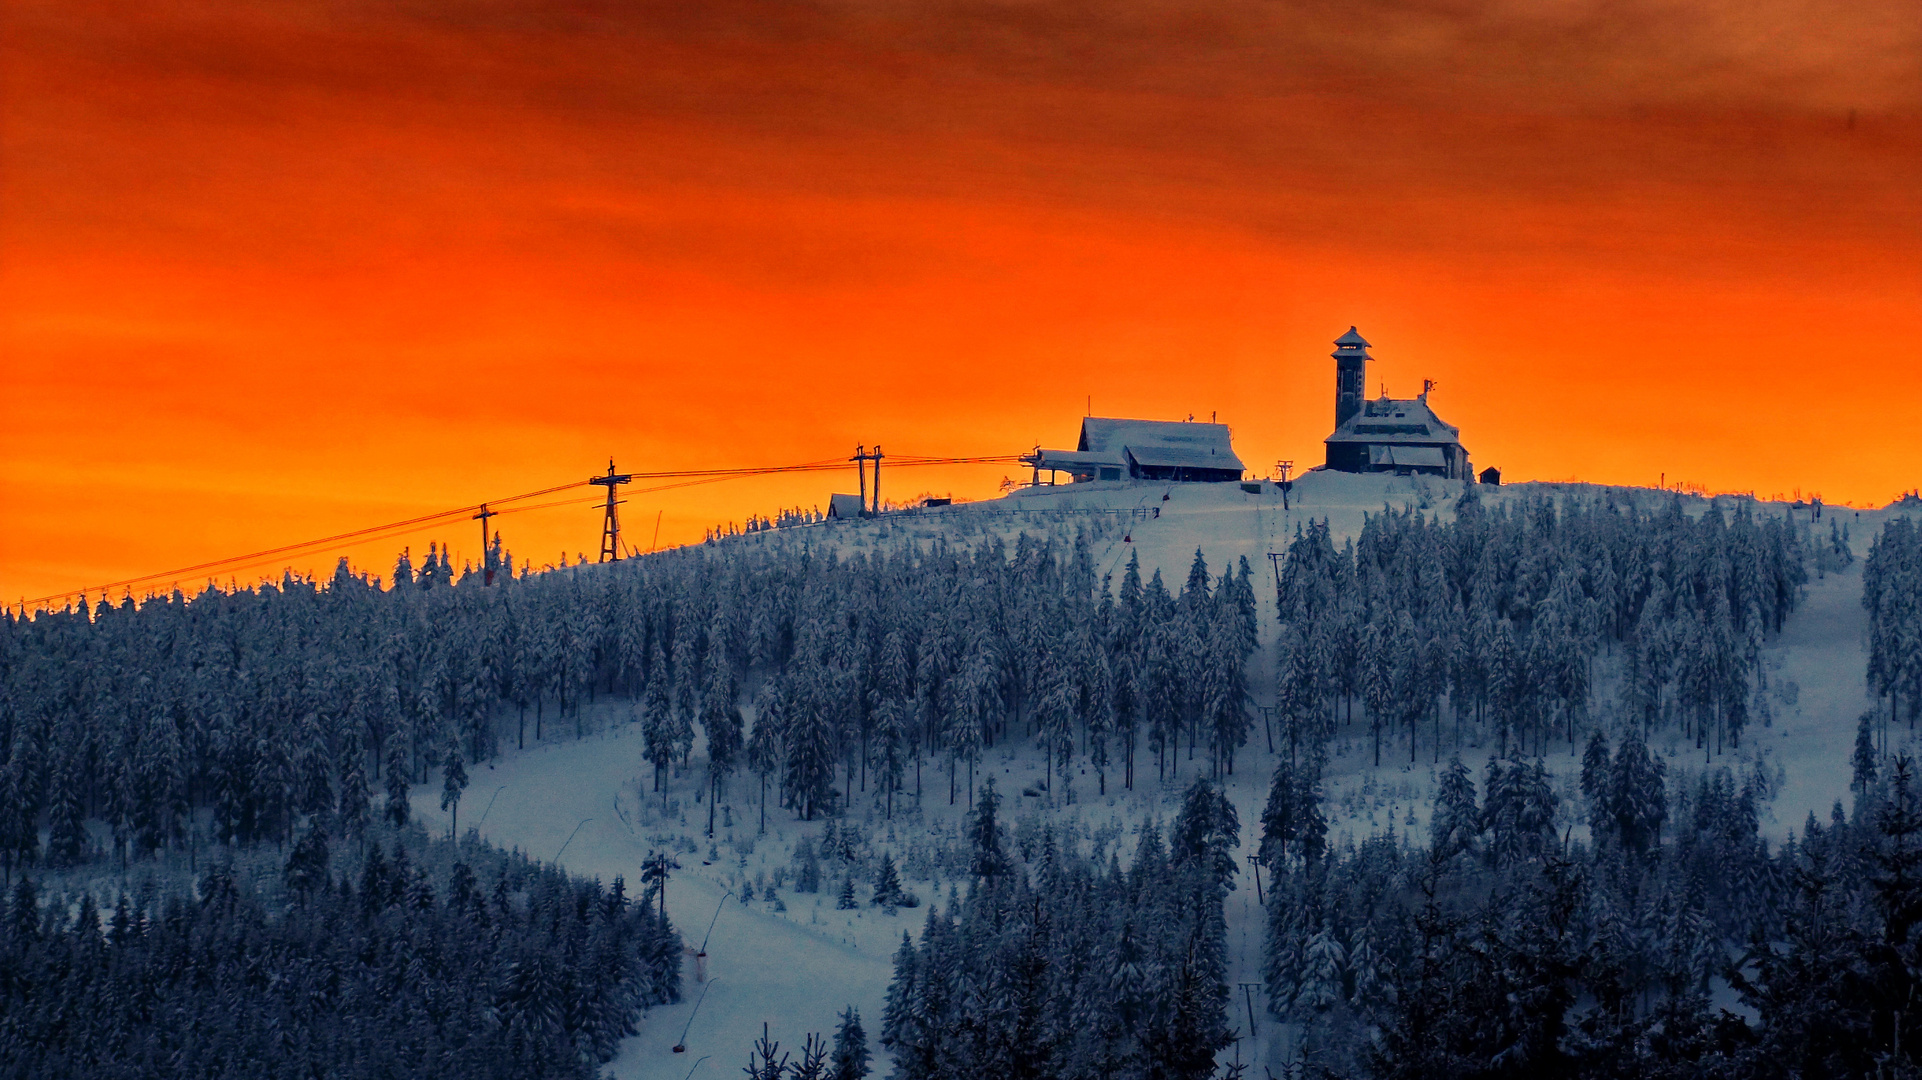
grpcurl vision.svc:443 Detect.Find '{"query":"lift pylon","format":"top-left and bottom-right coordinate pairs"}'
top-left (589, 459), bottom-right (634, 562)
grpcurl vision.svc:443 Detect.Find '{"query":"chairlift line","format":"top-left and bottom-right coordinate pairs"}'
top-left (14, 450), bottom-right (1026, 610)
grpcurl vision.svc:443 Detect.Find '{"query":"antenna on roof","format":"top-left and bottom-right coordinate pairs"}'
top-left (1421, 379), bottom-right (1436, 400)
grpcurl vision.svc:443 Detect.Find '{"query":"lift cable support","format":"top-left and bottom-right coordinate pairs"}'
top-left (473, 503), bottom-right (499, 584)
top-left (850, 444), bottom-right (886, 515)
top-left (588, 459), bottom-right (634, 563)
top-left (1267, 551), bottom-right (1287, 614)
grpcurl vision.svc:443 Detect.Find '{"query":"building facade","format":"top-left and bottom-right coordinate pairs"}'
top-left (1321, 328), bottom-right (1473, 480)
top-left (1024, 417), bottom-right (1245, 484)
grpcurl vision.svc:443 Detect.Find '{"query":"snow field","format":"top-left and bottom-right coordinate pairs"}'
top-left (407, 474), bottom-right (1908, 1078)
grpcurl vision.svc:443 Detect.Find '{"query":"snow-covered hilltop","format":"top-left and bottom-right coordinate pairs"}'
top-left (5, 472), bottom-right (1919, 1079)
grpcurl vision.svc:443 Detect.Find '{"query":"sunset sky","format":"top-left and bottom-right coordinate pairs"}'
top-left (2, 0), bottom-right (1917, 606)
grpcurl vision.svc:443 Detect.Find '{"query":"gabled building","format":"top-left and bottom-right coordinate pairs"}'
top-left (1024, 416), bottom-right (1245, 484)
top-left (825, 493), bottom-right (867, 520)
top-left (1321, 328), bottom-right (1473, 480)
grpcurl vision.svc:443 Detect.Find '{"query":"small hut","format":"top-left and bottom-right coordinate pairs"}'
top-left (826, 493), bottom-right (867, 520)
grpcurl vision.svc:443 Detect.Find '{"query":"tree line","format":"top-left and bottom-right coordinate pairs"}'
top-left (1865, 514), bottom-right (1922, 736)
top-left (0, 827), bottom-right (681, 1080)
top-left (0, 520), bottom-right (1258, 885)
top-left (1256, 732), bottom-right (1921, 1079)
top-left (1270, 491), bottom-right (1811, 770)
top-left (877, 778), bottom-right (1244, 1080)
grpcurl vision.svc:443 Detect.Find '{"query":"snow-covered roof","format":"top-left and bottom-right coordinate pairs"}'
top-left (1126, 443), bottom-right (1239, 471)
top-left (1026, 449), bottom-right (1121, 470)
top-left (1369, 445), bottom-right (1446, 468)
top-left (1077, 417), bottom-right (1245, 472)
top-left (1325, 396), bottom-right (1464, 447)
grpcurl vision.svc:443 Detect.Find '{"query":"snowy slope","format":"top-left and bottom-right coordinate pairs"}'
top-left (405, 473), bottom-right (1910, 1079)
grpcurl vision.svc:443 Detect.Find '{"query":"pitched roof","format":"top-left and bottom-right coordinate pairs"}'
top-left (1077, 417), bottom-right (1244, 471)
top-left (1369, 445), bottom-right (1447, 468)
top-left (1334, 327), bottom-right (1370, 348)
top-left (1325, 396), bottom-right (1464, 447)
top-left (1026, 449), bottom-right (1121, 471)
top-left (1126, 443), bottom-right (1240, 471)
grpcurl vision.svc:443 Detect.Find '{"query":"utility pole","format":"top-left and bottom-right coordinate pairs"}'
top-left (473, 503), bottom-right (498, 584)
top-left (590, 459), bottom-right (634, 562)
top-left (871, 444), bottom-right (884, 514)
top-left (1277, 459), bottom-right (1293, 511)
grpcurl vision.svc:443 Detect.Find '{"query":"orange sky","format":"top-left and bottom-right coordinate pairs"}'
top-left (2, 0), bottom-right (1918, 606)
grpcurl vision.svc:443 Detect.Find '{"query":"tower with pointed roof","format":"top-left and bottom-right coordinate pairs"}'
top-left (1333, 327), bottom-right (1370, 430)
top-left (1322, 328), bottom-right (1473, 480)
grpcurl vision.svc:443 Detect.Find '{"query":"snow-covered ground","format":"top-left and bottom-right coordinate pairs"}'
top-left (405, 473), bottom-right (1911, 1079)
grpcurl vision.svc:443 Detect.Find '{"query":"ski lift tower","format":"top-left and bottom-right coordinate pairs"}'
top-left (590, 459), bottom-right (634, 562)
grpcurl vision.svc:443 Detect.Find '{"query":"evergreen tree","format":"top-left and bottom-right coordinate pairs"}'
top-left (872, 853), bottom-right (903, 911)
top-left (440, 737), bottom-right (469, 839)
top-left (792, 1031), bottom-right (831, 1080)
top-left (643, 647), bottom-right (675, 799)
top-left (968, 778), bottom-right (1008, 879)
top-left (1259, 755), bottom-right (1299, 872)
top-left (46, 740), bottom-right (87, 866)
top-left (1609, 726), bottom-right (1668, 853)
top-left (1854, 711), bottom-right (1880, 795)
top-left (383, 737), bottom-right (411, 826)
top-left (786, 690), bottom-right (838, 821)
top-left (704, 703), bottom-right (744, 837)
top-left (283, 822), bottom-right (329, 897)
top-left (1173, 779), bottom-right (1240, 892)
top-left (832, 1006), bottom-right (871, 1080)
top-left (1430, 754), bottom-right (1479, 861)
top-left (337, 727), bottom-right (370, 842)
top-left (1581, 728), bottom-right (1612, 839)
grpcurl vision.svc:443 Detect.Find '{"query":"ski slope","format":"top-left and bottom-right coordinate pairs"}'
top-left (408, 472), bottom-right (1906, 1079)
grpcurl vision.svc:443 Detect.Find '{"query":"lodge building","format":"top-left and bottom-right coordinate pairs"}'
top-left (1023, 416), bottom-right (1246, 485)
top-left (1321, 328), bottom-right (1473, 480)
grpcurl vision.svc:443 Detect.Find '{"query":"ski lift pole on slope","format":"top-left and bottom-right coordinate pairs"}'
top-left (554, 817), bottom-right (593, 863)
top-left (694, 888), bottom-right (733, 983)
top-left (672, 979), bottom-right (719, 1054)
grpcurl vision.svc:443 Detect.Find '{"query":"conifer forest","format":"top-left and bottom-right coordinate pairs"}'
top-left (2, 482), bottom-right (1919, 1079)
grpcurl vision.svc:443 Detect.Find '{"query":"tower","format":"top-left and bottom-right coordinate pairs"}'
top-left (589, 459), bottom-right (633, 562)
top-left (1333, 327), bottom-right (1370, 430)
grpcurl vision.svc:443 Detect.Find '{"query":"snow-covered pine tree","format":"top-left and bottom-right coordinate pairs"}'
top-left (831, 1006), bottom-right (870, 1080)
top-left (872, 852), bottom-right (903, 912)
top-left (383, 738), bottom-right (410, 827)
top-left (785, 684), bottom-right (838, 821)
top-left (440, 737), bottom-right (468, 839)
top-left (1855, 712), bottom-right (1881, 795)
top-left (749, 678), bottom-right (787, 833)
top-left (967, 778), bottom-right (1007, 879)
